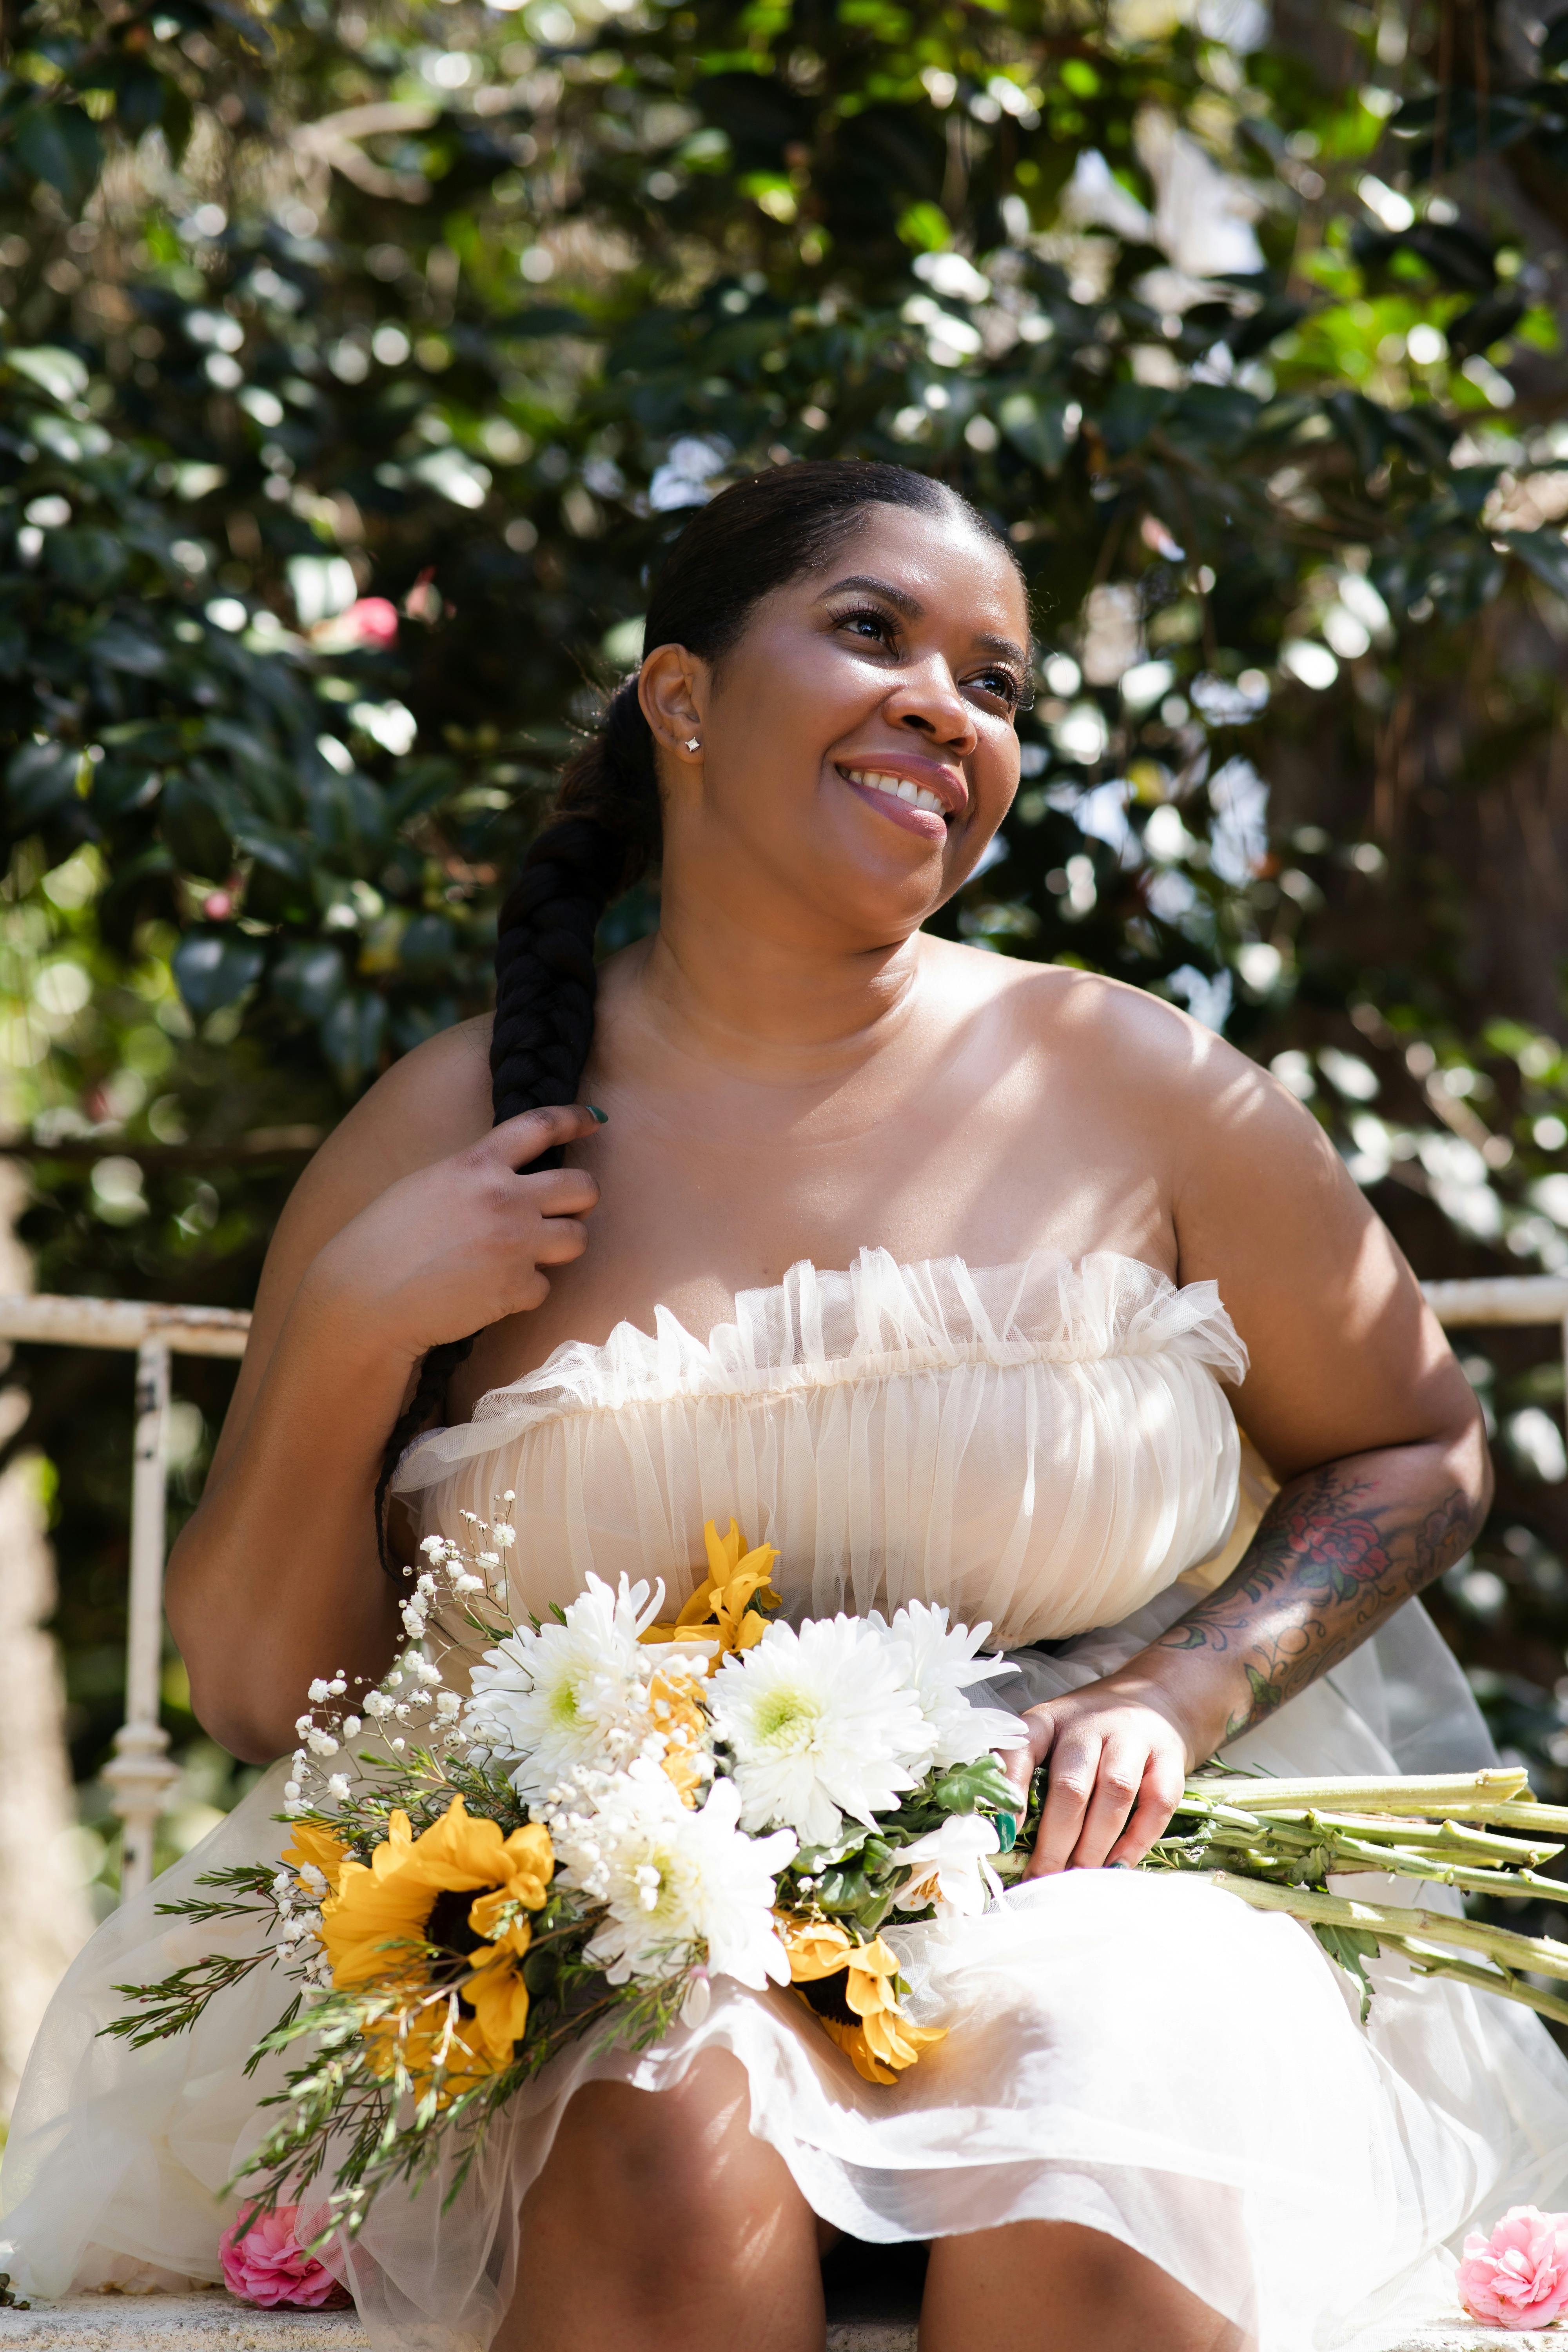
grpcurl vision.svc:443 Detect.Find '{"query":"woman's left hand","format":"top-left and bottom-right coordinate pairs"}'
top-left (997, 1674), bottom-right (1199, 1877)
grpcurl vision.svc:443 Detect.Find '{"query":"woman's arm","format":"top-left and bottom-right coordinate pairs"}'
top-left (165, 1022), bottom-right (603, 1764)
top-left (1149, 1440), bottom-right (1484, 1743)
top-left (1004, 1020), bottom-right (1491, 1875)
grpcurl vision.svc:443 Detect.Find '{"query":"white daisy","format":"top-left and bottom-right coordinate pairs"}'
top-left (880, 1600), bottom-right (1028, 1769)
top-left (707, 1613), bottom-right (931, 1845)
top-left (554, 1762), bottom-right (795, 1991)
top-left (462, 1572), bottom-right (667, 1801)
top-left (892, 1813), bottom-right (1004, 1917)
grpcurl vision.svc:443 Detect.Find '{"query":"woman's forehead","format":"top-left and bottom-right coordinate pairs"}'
top-left (806, 502), bottom-right (1029, 638)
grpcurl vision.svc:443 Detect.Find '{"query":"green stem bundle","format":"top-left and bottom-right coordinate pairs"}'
top-left (1154, 1766), bottom-right (1568, 2025)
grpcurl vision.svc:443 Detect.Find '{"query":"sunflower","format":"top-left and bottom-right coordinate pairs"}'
top-left (318, 1797), bottom-right (554, 2102)
top-left (641, 1517), bottom-right (782, 1665)
top-left (778, 1915), bottom-right (947, 2086)
top-left (281, 1819), bottom-right (349, 1895)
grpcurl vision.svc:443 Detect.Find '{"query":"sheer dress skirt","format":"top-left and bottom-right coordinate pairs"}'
top-left (7, 1251), bottom-right (1568, 2349)
top-left (5, 1591), bottom-right (1568, 2352)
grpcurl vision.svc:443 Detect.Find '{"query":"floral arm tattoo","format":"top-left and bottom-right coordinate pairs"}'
top-left (1152, 1460), bottom-right (1484, 1744)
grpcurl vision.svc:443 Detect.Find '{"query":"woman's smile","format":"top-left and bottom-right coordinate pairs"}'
top-left (835, 756), bottom-right (963, 838)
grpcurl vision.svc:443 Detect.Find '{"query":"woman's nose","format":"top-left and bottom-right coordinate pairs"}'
top-left (887, 659), bottom-right (977, 748)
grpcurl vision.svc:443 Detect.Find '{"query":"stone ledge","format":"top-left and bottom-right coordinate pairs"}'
top-left (0, 2298), bottom-right (917, 2351)
top-left (0, 2291), bottom-right (1556, 2350)
top-left (0, 2302), bottom-right (363, 2352)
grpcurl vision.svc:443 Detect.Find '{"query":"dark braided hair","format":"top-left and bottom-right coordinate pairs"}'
top-left (375, 458), bottom-right (1012, 1565)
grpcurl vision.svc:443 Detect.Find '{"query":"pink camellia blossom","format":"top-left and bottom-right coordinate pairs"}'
top-left (1457, 2206), bottom-right (1568, 2328)
top-left (309, 596), bottom-right (399, 653)
top-left (336, 596), bottom-right (399, 649)
top-left (219, 2204), bottom-right (350, 2310)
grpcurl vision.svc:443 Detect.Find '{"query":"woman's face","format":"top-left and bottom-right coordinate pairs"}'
top-left (644, 501), bottom-right (1031, 949)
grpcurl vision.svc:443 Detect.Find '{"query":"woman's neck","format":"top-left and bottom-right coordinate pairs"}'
top-left (615, 873), bottom-right (925, 1085)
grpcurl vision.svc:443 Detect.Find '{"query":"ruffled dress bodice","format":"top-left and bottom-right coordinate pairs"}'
top-left (394, 1249), bottom-right (1249, 1646)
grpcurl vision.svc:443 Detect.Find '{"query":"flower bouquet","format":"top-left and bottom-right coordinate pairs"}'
top-left (111, 1513), bottom-right (1027, 2246)
top-left (111, 1509), bottom-right (1568, 2265)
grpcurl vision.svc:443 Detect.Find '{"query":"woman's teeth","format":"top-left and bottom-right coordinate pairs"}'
top-left (843, 768), bottom-right (947, 817)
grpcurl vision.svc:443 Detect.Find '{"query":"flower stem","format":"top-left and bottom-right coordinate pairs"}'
top-left (1185, 1768), bottom-right (1529, 1814)
top-left (1207, 1872), bottom-right (1568, 1982)
top-left (1376, 1938), bottom-right (1568, 2030)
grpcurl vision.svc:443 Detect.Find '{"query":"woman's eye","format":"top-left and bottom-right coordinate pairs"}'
top-left (831, 612), bottom-right (1028, 712)
top-left (835, 606), bottom-right (897, 647)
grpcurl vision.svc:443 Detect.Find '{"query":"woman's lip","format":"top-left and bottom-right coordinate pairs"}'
top-left (838, 771), bottom-right (948, 840)
top-left (837, 759), bottom-right (967, 817)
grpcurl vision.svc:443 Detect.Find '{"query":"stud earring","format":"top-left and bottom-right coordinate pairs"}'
top-left (683, 736), bottom-right (701, 752)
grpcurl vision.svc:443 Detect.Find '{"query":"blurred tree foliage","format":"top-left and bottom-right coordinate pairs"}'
top-left (2, 0), bottom-right (1568, 1888)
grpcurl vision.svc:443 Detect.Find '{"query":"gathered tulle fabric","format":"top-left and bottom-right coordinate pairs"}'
top-left (395, 1249), bottom-right (1249, 1646)
top-left (8, 1249), bottom-right (1568, 2352)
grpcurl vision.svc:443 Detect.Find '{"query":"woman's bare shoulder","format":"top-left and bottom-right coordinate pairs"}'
top-left (942, 945), bottom-right (1347, 1241)
top-left (204, 1018), bottom-right (496, 1481)
top-left (931, 939), bottom-right (1278, 1108)
top-left (940, 952), bottom-right (1441, 1461)
top-left (279, 1015), bottom-right (494, 1244)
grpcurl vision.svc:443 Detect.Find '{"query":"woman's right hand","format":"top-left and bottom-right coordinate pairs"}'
top-left (299, 1102), bottom-right (603, 1365)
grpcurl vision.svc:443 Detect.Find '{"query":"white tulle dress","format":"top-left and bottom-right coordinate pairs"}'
top-left (7, 1250), bottom-right (1568, 2352)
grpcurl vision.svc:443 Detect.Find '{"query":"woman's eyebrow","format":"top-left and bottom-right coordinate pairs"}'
top-left (817, 572), bottom-right (923, 617)
top-left (973, 630), bottom-right (1029, 669)
top-left (817, 575), bottom-right (1029, 668)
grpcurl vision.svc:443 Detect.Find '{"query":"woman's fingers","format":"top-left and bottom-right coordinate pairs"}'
top-left (996, 1735), bottom-right (1036, 1817)
top-left (1067, 1740), bottom-right (1166, 1863)
top-left (1024, 1723), bottom-right (1102, 1878)
top-left (1104, 1754), bottom-right (1187, 1868)
top-left (488, 1102), bottom-right (606, 1169)
top-left (995, 1706), bottom-right (1054, 1851)
top-left (522, 1164), bottom-right (601, 1218)
top-left (1063, 1738), bottom-right (1149, 1871)
top-left (1014, 1698), bottom-right (1188, 1877)
top-left (531, 1216), bottom-right (590, 1266)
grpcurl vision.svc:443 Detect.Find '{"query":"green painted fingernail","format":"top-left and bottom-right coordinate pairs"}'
top-left (586, 1104), bottom-right (609, 1123)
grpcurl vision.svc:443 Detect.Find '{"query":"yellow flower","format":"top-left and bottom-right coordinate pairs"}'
top-left (318, 1797), bottom-right (554, 2102)
top-left (647, 1663), bottom-right (710, 1807)
top-left (641, 1517), bottom-right (782, 1667)
top-left (778, 1914), bottom-right (946, 2086)
top-left (281, 1819), bottom-right (349, 1896)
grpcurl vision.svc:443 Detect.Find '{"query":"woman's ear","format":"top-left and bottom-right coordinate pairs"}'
top-left (639, 644), bottom-right (707, 764)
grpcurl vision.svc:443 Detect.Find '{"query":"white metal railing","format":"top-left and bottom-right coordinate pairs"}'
top-left (0, 1274), bottom-right (1564, 1904)
top-left (0, 1297), bottom-right (251, 1898)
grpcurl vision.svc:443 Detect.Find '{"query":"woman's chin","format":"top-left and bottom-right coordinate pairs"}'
top-left (814, 802), bottom-right (958, 895)
top-left (786, 842), bottom-right (953, 941)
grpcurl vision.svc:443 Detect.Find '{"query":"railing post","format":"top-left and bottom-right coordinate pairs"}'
top-left (101, 1337), bottom-right (181, 1900)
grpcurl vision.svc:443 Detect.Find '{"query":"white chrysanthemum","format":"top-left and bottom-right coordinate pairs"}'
top-left (708, 1614), bottom-right (931, 1845)
top-left (880, 1600), bottom-right (1028, 1769)
top-left (892, 1813), bottom-right (1003, 1918)
top-left (462, 1572), bottom-right (667, 1801)
top-left (554, 1763), bottom-right (795, 1991)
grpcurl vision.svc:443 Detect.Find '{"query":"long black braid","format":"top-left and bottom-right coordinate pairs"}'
top-left (372, 687), bottom-right (659, 1563)
top-left (373, 457), bottom-right (1014, 1568)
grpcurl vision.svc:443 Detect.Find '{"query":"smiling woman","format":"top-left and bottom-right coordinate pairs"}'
top-left (5, 462), bottom-right (1568, 2352)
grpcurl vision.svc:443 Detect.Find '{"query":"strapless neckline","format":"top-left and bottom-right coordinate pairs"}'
top-left (467, 1245), bottom-right (1178, 1414)
top-left (396, 1247), bottom-right (1248, 1494)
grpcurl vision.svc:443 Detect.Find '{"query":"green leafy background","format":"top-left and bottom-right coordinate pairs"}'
top-left (2, 0), bottom-right (1567, 1907)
